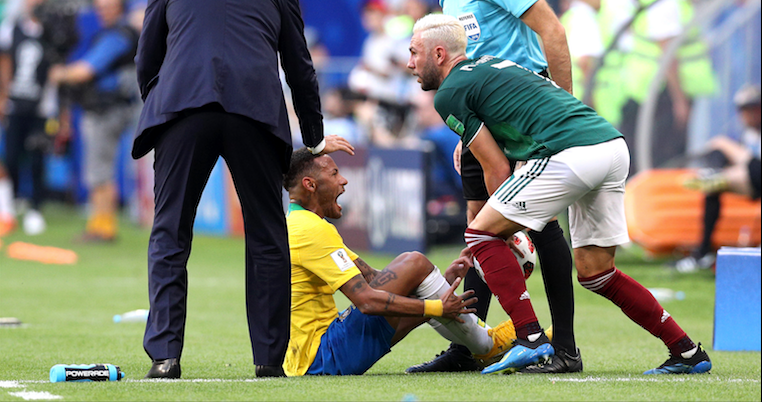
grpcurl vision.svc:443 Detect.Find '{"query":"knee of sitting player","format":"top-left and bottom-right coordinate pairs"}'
top-left (405, 251), bottom-right (433, 272)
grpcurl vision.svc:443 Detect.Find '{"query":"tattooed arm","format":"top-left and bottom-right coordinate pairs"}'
top-left (338, 275), bottom-right (475, 320)
top-left (353, 258), bottom-right (379, 284)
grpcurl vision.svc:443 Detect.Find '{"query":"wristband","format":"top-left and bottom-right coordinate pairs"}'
top-left (423, 300), bottom-right (444, 317)
top-left (307, 138), bottom-right (326, 155)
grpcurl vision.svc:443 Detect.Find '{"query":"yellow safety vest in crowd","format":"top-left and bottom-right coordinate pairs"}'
top-left (591, 0), bottom-right (630, 126)
top-left (560, 4), bottom-right (590, 102)
top-left (623, 0), bottom-right (717, 103)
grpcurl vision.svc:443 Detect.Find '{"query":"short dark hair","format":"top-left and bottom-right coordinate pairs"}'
top-left (284, 148), bottom-right (320, 190)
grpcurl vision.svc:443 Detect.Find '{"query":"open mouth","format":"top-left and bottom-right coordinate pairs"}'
top-left (336, 190), bottom-right (344, 210)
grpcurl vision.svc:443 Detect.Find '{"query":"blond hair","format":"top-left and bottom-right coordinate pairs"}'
top-left (412, 14), bottom-right (467, 57)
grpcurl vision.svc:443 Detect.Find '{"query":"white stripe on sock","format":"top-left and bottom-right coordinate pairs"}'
top-left (579, 269), bottom-right (617, 292)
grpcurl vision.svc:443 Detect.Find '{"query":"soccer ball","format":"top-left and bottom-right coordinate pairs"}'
top-left (473, 231), bottom-right (536, 282)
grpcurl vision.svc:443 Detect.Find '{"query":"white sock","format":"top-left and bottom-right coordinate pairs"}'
top-left (415, 268), bottom-right (493, 355)
top-left (0, 178), bottom-right (15, 218)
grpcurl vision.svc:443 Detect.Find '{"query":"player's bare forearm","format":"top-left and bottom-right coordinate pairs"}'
top-left (521, 0), bottom-right (572, 94)
top-left (543, 29), bottom-right (573, 95)
top-left (468, 126), bottom-right (512, 195)
top-left (354, 258), bottom-right (379, 284)
top-left (339, 275), bottom-right (476, 320)
top-left (341, 276), bottom-right (426, 317)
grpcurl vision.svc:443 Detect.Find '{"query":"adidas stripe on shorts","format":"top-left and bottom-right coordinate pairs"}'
top-left (486, 138), bottom-right (631, 248)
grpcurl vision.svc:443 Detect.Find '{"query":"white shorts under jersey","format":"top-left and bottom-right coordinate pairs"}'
top-left (487, 138), bottom-right (631, 248)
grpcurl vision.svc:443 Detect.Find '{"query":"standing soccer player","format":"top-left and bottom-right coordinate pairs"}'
top-left (407, 0), bottom-right (580, 374)
top-left (407, 14), bottom-right (711, 375)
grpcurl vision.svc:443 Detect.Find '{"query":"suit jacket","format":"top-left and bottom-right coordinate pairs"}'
top-left (131, 0), bottom-right (324, 159)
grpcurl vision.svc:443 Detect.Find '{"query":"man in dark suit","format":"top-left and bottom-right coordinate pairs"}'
top-left (132, 0), bottom-right (354, 379)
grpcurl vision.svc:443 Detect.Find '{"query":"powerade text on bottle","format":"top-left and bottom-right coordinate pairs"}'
top-left (49, 364), bottom-right (125, 382)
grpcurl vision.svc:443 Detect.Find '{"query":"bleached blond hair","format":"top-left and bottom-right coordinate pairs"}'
top-left (412, 14), bottom-right (467, 57)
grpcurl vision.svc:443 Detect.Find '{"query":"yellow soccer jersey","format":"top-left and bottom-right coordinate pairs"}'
top-left (283, 203), bottom-right (361, 376)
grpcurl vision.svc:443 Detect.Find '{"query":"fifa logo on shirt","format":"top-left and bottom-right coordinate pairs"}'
top-left (458, 13), bottom-right (481, 41)
top-left (331, 248), bottom-right (355, 271)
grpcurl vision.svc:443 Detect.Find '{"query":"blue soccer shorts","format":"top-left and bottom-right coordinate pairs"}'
top-left (306, 305), bottom-right (395, 375)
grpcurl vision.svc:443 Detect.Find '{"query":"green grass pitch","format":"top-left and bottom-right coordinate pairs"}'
top-left (0, 204), bottom-right (760, 401)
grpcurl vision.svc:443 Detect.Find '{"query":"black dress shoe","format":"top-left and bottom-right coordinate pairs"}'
top-left (255, 365), bottom-right (286, 377)
top-left (145, 358), bottom-right (181, 379)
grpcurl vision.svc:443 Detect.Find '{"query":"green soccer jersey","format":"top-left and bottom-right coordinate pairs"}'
top-left (434, 56), bottom-right (622, 161)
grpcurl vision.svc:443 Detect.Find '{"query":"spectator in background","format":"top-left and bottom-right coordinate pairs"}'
top-left (126, 0), bottom-right (146, 32)
top-left (411, 90), bottom-right (461, 199)
top-left (0, 0), bottom-right (54, 235)
top-left (617, 0), bottom-right (716, 173)
top-left (559, 0), bottom-right (602, 103)
top-left (348, 0), bottom-right (413, 143)
top-left (677, 84), bottom-right (762, 272)
top-left (303, 26), bottom-right (332, 87)
top-left (323, 87), bottom-right (369, 147)
top-left (0, 162), bottom-right (14, 236)
top-left (49, 0), bottom-right (140, 242)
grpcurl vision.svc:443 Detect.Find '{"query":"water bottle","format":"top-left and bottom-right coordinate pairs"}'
top-left (647, 288), bottom-right (686, 302)
top-left (113, 309), bottom-right (149, 323)
top-left (50, 364), bottom-right (125, 382)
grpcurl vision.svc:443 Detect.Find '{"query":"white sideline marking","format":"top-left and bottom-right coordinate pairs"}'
top-left (130, 378), bottom-right (265, 383)
top-left (8, 391), bottom-right (63, 400)
top-left (549, 376), bottom-right (761, 383)
top-left (4, 381), bottom-right (63, 401)
top-left (15, 376), bottom-right (758, 386)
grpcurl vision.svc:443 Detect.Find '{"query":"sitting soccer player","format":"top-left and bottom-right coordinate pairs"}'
top-left (282, 148), bottom-right (516, 376)
top-left (406, 14), bottom-right (711, 375)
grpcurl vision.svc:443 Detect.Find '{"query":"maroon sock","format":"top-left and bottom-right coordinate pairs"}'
top-left (465, 228), bottom-right (539, 331)
top-left (578, 267), bottom-right (695, 355)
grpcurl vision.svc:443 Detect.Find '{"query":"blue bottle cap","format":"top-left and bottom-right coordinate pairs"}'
top-left (50, 365), bottom-right (66, 383)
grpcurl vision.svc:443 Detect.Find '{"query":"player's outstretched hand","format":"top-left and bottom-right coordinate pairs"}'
top-left (507, 235), bottom-right (524, 258)
top-left (440, 277), bottom-right (477, 322)
top-left (321, 135), bottom-right (355, 155)
top-left (444, 256), bottom-right (473, 285)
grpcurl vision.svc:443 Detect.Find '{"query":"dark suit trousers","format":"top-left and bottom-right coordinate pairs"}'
top-left (143, 106), bottom-right (291, 366)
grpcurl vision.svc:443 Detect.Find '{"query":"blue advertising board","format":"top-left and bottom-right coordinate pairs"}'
top-left (332, 147), bottom-right (426, 255)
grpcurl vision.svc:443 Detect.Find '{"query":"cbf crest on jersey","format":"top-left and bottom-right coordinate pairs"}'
top-left (458, 13), bottom-right (481, 41)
